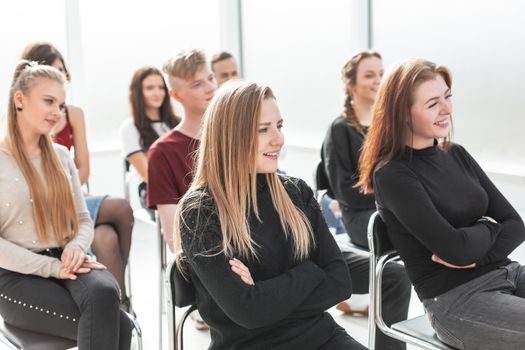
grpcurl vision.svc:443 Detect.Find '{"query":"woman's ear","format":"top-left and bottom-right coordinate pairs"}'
top-left (346, 83), bottom-right (354, 97)
top-left (13, 91), bottom-right (24, 111)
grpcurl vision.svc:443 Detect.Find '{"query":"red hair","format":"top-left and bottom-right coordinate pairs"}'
top-left (357, 59), bottom-right (452, 194)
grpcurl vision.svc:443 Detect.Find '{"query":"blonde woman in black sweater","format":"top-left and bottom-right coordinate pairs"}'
top-left (174, 81), bottom-right (367, 349)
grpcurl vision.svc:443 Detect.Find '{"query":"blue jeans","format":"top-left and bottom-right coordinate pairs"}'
top-left (320, 194), bottom-right (345, 235)
top-left (423, 262), bottom-right (525, 350)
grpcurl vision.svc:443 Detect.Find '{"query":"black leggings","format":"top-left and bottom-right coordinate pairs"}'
top-left (0, 268), bottom-right (132, 350)
top-left (91, 197), bottom-right (134, 299)
top-left (319, 325), bottom-right (368, 349)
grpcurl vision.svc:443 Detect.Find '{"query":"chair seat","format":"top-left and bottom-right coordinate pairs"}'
top-left (391, 315), bottom-right (455, 350)
top-left (333, 233), bottom-right (369, 256)
top-left (0, 320), bottom-right (76, 350)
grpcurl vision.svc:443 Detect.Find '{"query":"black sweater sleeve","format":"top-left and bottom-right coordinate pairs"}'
top-left (323, 119), bottom-right (375, 209)
top-left (180, 205), bottom-right (326, 330)
top-left (457, 146), bottom-right (525, 266)
top-left (287, 180), bottom-right (352, 318)
top-left (375, 161), bottom-right (501, 266)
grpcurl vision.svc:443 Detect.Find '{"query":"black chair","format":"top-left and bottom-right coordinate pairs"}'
top-left (313, 159), bottom-right (334, 201)
top-left (367, 211), bottom-right (455, 350)
top-left (166, 256), bottom-right (198, 350)
top-left (313, 160), bottom-right (368, 257)
top-left (0, 311), bottom-right (142, 350)
top-left (123, 158), bottom-right (165, 349)
top-left (0, 317), bottom-right (76, 350)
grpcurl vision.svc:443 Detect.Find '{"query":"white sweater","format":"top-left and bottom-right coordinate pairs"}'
top-left (0, 144), bottom-right (93, 278)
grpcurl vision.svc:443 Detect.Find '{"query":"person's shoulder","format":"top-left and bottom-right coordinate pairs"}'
top-left (120, 118), bottom-right (136, 132)
top-left (326, 115), bottom-right (359, 139)
top-left (52, 143), bottom-right (73, 166)
top-left (179, 188), bottom-right (219, 233)
top-left (279, 175), bottom-right (313, 200)
top-left (447, 142), bottom-right (468, 155)
top-left (445, 142), bottom-right (477, 167)
top-left (328, 115), bottom-right (351, 132)
top-left (374, 158), bottom-right (414, 184)
top-left (53, 142), bottom-right (70, 156)
top-left (66, 105), bottom-right (85, 123)
top-left (149, 128), bottom-right (178, 151)
top-left (182, 187), bottom-right (214, 211)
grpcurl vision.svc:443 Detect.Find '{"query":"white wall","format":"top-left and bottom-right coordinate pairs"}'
top-left (1, 1), bottom-right (523, 212)
top-left (372, 0), bottom-right (525, 169)
top-left (77, 0), bottom-right (221, 150)
top-left (0, 1), bottom-right (68, 136)
top-left (241, 0), bottom-right (362, 147)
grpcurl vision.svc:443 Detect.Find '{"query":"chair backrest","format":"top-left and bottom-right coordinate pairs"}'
top-left (369, 211), bottom-right (396, 257)
top-left (169, 257), bottom-right (196, 308)
top-left (314, 158), bottom-right (334, 198)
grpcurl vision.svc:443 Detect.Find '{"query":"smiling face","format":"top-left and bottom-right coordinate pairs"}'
top-left (409, 74), bottom-right (452, 149)
top-left (142, 73), bottom-right (166, 112)
top-left (14, 77), bottom-right (66, 139)
top-left (256, 98), bottom-right (284, 173)
top-left (348, 56), bottom-right (384, 103)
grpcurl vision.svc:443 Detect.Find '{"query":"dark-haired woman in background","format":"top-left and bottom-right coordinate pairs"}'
top-left (321, 51), bottom-right (410, 350)
top-left (120, 66), bottom-right (179, 206)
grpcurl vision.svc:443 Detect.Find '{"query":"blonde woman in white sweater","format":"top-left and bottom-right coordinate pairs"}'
top-left (0, 61), bottom-right (132, 349)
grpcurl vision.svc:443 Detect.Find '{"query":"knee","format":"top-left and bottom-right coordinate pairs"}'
top-left (93, 225), bottom-right (119, 254)
top-left (89, 272), bottom-right (121, 307)
top-left (110, 197), bottom-right (134, 224)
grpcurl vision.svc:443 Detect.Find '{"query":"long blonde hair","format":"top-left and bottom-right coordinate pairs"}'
top-left (7, 61), bottom-right (79, 245)
top-left (174, 81), bottom-right (313, 266)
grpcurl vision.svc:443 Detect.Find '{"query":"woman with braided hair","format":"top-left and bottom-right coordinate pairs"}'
top-left (321, 51), bottom-right (411, 350)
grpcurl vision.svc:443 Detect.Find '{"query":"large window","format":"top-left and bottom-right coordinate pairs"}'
top-left (78, 0), bottom-right (221, 147)
top-left (372, 0), bottom-right (525, 167)
top-left (0, 1), bottom-right (67, 134)
top-left (241, 0), bottom-right (359, 147)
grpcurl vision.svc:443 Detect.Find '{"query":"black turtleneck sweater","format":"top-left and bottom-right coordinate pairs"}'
top-left (179, 175), bottom-right (352, 350)
top-left (374, 142), bottom-right (525, 300)
top-left (322, 116), bottom-right (375, 211)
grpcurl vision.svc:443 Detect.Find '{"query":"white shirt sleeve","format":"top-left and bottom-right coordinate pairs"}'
top-left (120, 119), bottom-right (143, 158)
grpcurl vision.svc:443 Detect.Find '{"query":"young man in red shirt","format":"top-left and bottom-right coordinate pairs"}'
top-left (147, 48), bottom-right (217, 251)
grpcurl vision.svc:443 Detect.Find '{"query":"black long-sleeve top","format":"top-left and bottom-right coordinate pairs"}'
top-left (374, 142), bottom-right (525, 300)
top-left (322, 116), bottom-right (375, 210)
top-left (180, 175), bottom-right (352, 350)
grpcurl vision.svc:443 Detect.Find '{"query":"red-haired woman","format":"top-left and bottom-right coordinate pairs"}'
top-left (359, 58), bottom-right (525, 350)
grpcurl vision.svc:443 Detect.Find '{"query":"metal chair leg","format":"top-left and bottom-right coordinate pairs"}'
top-left (124, 311), bottom-right (143, 350)
top-left (176, 305), bottom-right (197, 350)
top-left (158, 212), bottom-right (167, 350)
top-left (165, 259), bottom-right (176, 350)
